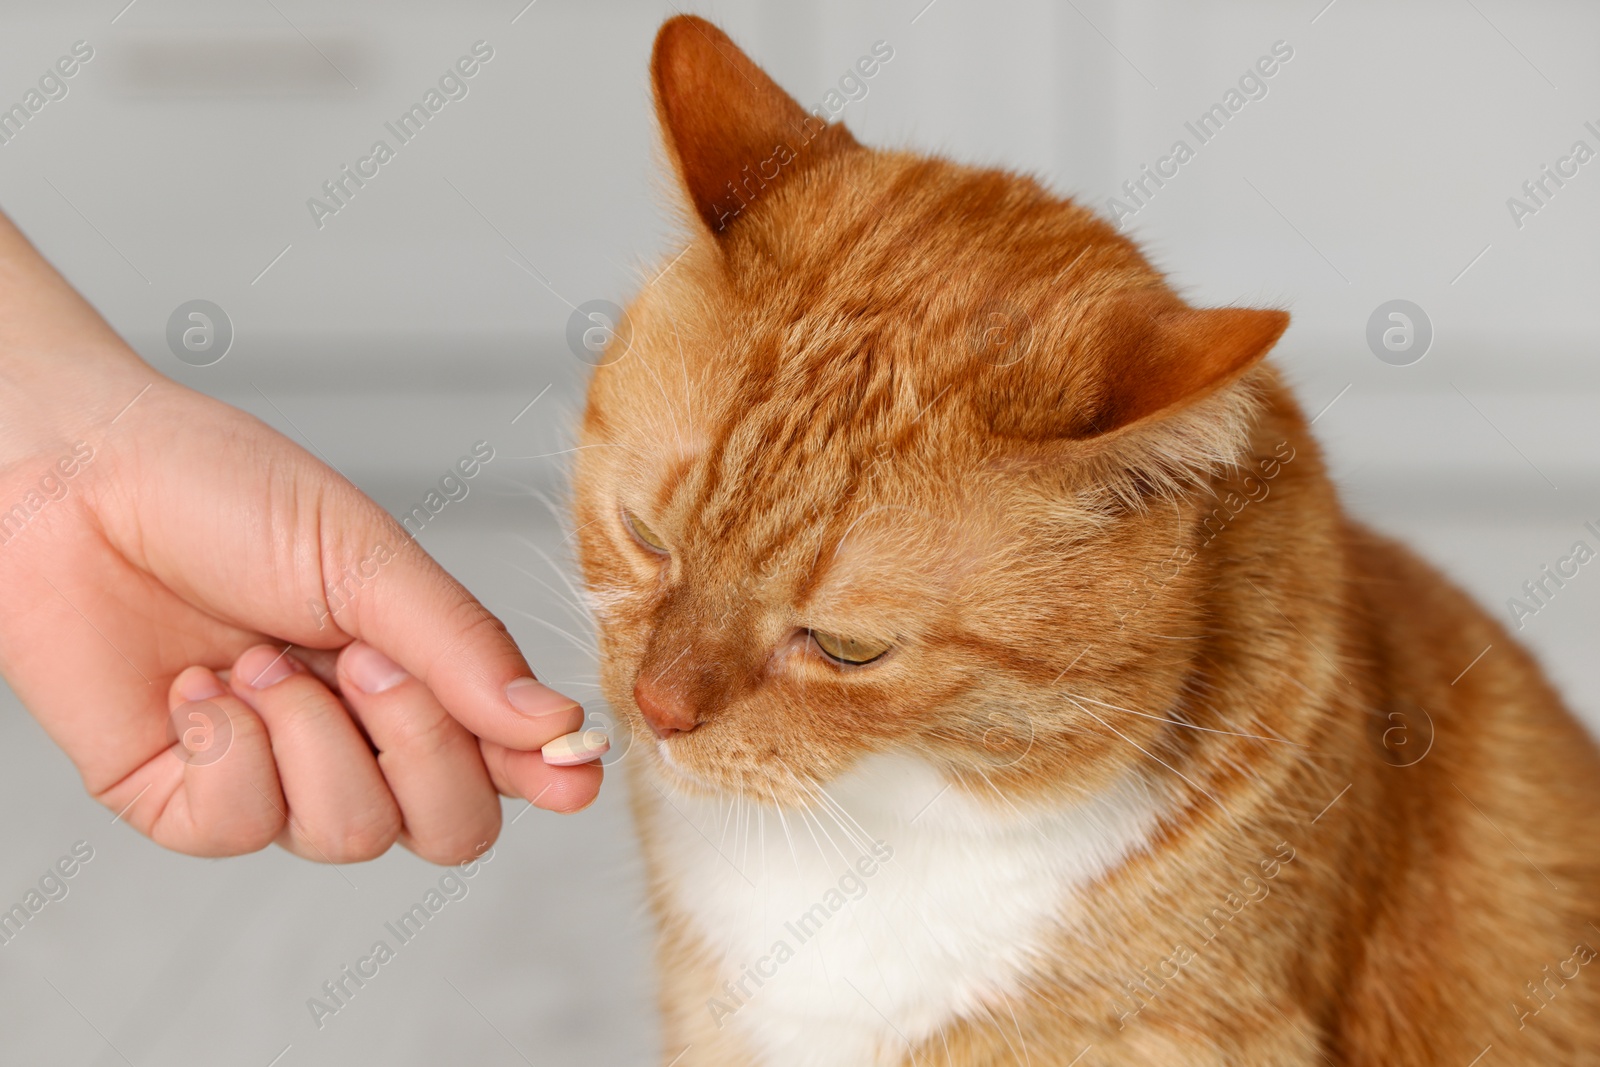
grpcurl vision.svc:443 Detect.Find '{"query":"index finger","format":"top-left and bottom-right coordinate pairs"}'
top-left (326, 519), bottom-right (587, 754)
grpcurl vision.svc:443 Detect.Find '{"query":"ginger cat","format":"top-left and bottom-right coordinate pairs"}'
top-left (570, 16), bottom-right (1600, 1066)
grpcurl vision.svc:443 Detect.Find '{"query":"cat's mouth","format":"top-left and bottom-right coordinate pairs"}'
top-left (649, 734), bottom-right (717, 791)
top-left (621, 685), bottom-right (1050, 804)
top-left (629, 710), bottom-right (849, 805)
top-left (644, 732), bottom-right (791, 800)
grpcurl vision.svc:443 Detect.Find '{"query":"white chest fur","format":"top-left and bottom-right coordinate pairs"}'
top-left (647, 753), bottom-right (1166, 1066)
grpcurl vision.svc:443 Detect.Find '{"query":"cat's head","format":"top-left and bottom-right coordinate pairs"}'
top-left (571, 16), bottom-right (1290, 805)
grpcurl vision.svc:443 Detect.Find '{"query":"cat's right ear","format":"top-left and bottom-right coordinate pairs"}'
top-left (651, 16), bottom-right (858, 237)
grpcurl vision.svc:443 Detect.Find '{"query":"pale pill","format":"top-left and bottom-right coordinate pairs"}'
top-left (541, 727), bottom-right (611, 766)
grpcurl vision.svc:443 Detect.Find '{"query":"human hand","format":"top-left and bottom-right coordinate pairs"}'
top-left (0, 212), bottom-right (601, 864)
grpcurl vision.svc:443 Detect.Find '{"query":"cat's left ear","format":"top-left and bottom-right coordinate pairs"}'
top-left (992, 293), bottom-right (1289, 442)
top-left (650, 16), bottom-right (858, 236)
top-left (1084, 299), bottom-right (1289, 436)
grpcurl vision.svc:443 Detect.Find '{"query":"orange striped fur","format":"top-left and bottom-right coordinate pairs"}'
top-left (570, 17), bottom-right (1600, 1065)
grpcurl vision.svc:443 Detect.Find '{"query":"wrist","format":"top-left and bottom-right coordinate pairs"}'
top-left (0, 208), bottom-right (159, 470)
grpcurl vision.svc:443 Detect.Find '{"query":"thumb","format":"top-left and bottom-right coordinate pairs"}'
top-left (310, 481), bottom-right (592, 759)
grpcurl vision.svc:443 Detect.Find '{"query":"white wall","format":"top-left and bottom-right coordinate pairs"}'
top-left (0, 3), bottom-right (1595, 1063)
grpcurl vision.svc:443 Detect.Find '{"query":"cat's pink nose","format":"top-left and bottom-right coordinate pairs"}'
top-left (634, 676), bottom-right (700, 739)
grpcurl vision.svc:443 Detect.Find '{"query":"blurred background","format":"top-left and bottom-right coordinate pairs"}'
top-left (0, 0), bottom-right (1595, 1062)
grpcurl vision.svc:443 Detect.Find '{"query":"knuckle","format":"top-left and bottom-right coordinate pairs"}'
top-left (437, 600), bottom-right (514, 665)
top-left (236, 807), bottom-right (289, 854)
top-left (280, 677), bottom-right (343, 720)
top-left (410, 817), bottom-right (500, 867)
top-left (380, 703), bottom-right (461, 761)
top-left (309, 804), bottom-right (402, 863)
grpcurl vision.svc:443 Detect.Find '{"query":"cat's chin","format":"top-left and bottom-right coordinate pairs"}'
top-left (646, 737), bottom-right (722, 795)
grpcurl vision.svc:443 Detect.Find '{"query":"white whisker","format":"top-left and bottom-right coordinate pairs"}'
top-left (507, 608), bottom-right (598, 660)
top-left (1067, 697), bottom-right (1241, 832)
top-left (1062, 690), bottom-right (1306, 747)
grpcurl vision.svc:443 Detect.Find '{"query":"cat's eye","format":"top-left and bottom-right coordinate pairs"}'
top-left (624, 509), bottom-right (670, 554)
top-left (809, 630), bottom-right (893, 667)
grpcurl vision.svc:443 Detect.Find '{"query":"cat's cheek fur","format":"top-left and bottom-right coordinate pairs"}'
top-left (568, 14), bottom-right (1600, 1064)
top-left (640, 753), bottom-right (1167, 1066)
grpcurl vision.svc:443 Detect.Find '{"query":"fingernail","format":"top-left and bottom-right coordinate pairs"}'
top-left (241, 647), bottom-right (300, 689)
top-left (505, 677), bottom-right (583, 718)
top-left (177, 668), bottom-right (225, 702)
top-left (542, 728), bottom-right (611, 766)
top-left (345, 643), bottom-right (409, 694)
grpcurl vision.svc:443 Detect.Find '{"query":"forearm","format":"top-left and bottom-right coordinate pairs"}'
top-left (0, 207), bottom-right (154, 465)
top-left (0, 206), bottom-right (134, 358)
